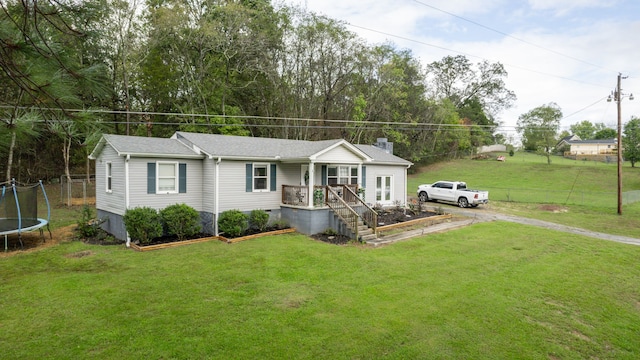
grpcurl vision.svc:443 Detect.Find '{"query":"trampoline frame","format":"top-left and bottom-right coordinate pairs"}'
top-left (1, 180), bottom-right (52, 251)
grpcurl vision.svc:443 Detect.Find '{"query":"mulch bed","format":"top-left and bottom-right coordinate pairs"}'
top-left (312, 208), bottom-right (438, 245)
top-left (376, 207), bottom-right (438, 226)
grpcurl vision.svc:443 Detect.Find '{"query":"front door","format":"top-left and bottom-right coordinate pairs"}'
top-left (376, 176), bottom-right (392, 204)
top-left (301, 165), bottom-right (309, 186)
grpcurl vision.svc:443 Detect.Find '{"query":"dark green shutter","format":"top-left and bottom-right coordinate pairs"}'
top-left (179, 163), bottom-right (187, 193)
top-left (246, 163), bottom-right (253, 192)
top-left (362, 166), bottom-right (366, 188)
top-left (147, 163), bottom-right (156, 194)
top-left (321, 165), bottom-right (327, 186)
top-left (270, 164), bottom-right (277, 191)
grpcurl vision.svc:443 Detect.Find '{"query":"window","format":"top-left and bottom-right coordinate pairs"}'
top-left (106, 162), bottom-right (112, 192)
top-left (254, 164), bottom-right (268, 191)
top-left (157, 162), bottom-right (178, 193)
top-left (327, 165), bottom-right (358, 185)
top-left (147, 162), bottom-right (186, 194)
top-left (246, 163), bottom-right (277, 192)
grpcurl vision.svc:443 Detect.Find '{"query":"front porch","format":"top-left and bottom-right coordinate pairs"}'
top-left (281, 184), bottom-right (377, 241)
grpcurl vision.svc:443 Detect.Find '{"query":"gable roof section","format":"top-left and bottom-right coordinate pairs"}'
top-left (173, 132), bottom-right (374, 162)
top-left (355, 145), bottom-right (413, 166)
top-left (88, 134), bottom-right (202, 159)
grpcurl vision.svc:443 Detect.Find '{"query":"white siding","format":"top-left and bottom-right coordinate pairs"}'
top-left (316, 145), bottom-right (362, 163)
top-left (362, 164), bottom-right (408, 206)
top-left (128, 158), bottom-right (204, 211)
top-left (202, 159), bottom-right (216, 213)
top-left (279, 163), bottom-right (301, 186)
top-left (95, 145), bottom-right (126, 215)
top-left (218, 160), bottom-right (282, 212)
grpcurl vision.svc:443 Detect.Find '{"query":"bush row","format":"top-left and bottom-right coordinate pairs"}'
top-left (123, 204), bottom-right (201, 244)
top-left (123, 206), bottom-right (285, 243)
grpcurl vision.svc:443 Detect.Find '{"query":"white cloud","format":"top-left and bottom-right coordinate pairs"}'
top-left (280, 0), bottom-right (640, 133)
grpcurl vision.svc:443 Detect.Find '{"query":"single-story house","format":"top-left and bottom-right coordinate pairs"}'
top-left (88, 132), bottom-right (412, 245)
top-left (556, 134), bottom-right (581, 151)
top-left (564, 138), bottom-right (618, 156)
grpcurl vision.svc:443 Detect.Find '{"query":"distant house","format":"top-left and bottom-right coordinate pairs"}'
top-left (556, 134), bottom-right (581, 150)
top-left (565, 138), bottom-right (618, 156)
top-left (89, 133), bottom-right (412, 244)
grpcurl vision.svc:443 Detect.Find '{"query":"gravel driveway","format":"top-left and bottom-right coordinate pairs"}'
top-left (444, 206), bottom-right (640, 246)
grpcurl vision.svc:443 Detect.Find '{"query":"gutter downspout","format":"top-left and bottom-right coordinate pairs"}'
top-left (125, 154), bottom-right (131, 247)
top-left (215, 157), bottom-right (221, 235)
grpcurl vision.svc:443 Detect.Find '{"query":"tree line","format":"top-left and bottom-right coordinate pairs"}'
top-left (0, 0), bottom-right (518, 182)
top-left (517, 103), bottom-right (640, 167)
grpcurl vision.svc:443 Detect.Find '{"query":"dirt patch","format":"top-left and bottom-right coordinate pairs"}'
top-left (65, 250), bottom-right (94, 258)
top-left (539, 204), bottom-right (569, 213)
top-left (61, 197), bottom-right (97, 206)
top-left (310, 233), bottom-right (352, 245)
top-left (0, 224), bottom-right (76, 257)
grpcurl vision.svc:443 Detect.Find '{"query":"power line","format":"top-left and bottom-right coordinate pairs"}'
top-left (345, 22), bottom-right (610, 89)
top-left (411, 0), bottom-right (613, 73)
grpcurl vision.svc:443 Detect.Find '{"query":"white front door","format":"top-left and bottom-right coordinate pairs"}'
top-left (376, 176), bottom-right (392, 204)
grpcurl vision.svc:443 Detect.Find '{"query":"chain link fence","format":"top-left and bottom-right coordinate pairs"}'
top-left (59, 175), bottom-right (96, 206)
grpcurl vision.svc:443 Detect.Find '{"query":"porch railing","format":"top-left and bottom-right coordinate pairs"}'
top-left (342, 186), bottom-right (378, 234)
top-left (282, 184), bottom-right (358, 207)
top-left (325, 186), bottom-right (360, 240)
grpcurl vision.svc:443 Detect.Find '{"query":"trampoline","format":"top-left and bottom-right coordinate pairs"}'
top-left (0, 180), bottom-right (51, 251)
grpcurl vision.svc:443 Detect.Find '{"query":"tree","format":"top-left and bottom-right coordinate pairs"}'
top-left (426, 55), bottom-right (516, 147)
top-left (594, 127), bottom-right (617, 139)
top-left (570, 120), bottom-right (596, 139)
top-left (0, 0), bottom-right (109, 181)
top-left (517, 103), bottom-right (562, 164)
top-left (623, 117), bottom-right (640, 167)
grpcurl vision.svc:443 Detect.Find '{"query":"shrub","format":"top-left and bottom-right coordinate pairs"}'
top-left (269, 219), bottom-right (289, 230)
top-left (123, 207), bottom-right (163, 244)
top-left (509, 149), bottom-right (515, 157)
top-left (249, 209), bottom-right (270, 232)
top-left (218, 210), bottom-right (248, 238)
top-left (160, 203), bottom-right (202, 241)
top-left (76, 206), bottom-right (103, 238)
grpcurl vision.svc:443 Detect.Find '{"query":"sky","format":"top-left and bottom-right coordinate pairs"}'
top-left (281, 0), bottom-right (640, 139)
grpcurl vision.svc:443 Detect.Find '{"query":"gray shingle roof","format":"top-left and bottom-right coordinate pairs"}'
top-left (175, 132), bottom-right (346, 159)
top-left (101, 134), bottom-right (201, 158)
top-left (567, 139), bottom-right (616, 144)
top-left (91, 132), bottom-right (412, 166)
top-left (354, 144), bottom-right (412, 165)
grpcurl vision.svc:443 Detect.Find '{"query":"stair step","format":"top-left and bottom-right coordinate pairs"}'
top-left (360, 233), bottom-right (377, 241)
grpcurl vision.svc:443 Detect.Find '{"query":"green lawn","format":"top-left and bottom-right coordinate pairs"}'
top-left (1, 225), bottom-right (639, 359)
top-left (409, 152), bottom-right (640, 238)
top-left (2, 152), bottom-right (639, 358)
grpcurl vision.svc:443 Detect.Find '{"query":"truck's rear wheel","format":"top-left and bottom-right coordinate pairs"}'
top-left (458, 197), bottom-right (469, 208)
top-left (418, 191), bottom-right (429, 202)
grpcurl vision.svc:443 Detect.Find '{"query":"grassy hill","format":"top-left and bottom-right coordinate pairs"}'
top-left (408, 151), bottom-right (640, 238)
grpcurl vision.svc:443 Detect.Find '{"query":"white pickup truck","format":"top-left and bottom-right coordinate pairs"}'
top-left (417, 181), bottom-right (489, 208)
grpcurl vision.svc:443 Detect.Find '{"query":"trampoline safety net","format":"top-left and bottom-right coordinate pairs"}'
top-left (0, 184), bottom-right (41, 232)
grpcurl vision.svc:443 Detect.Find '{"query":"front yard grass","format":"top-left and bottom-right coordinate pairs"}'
top-left (1, 223), bottom-right (639, 359)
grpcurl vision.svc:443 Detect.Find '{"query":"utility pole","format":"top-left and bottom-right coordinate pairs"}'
top-left (608, 73), bottom-right (634, 215)
top-left (616, 74), bottom-right (622, 215)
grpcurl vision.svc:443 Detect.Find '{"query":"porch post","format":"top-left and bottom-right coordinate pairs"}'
top-left (357, 163), bottom-right (363, 189)
top-left (308, 161), bottom-right (315, 208)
